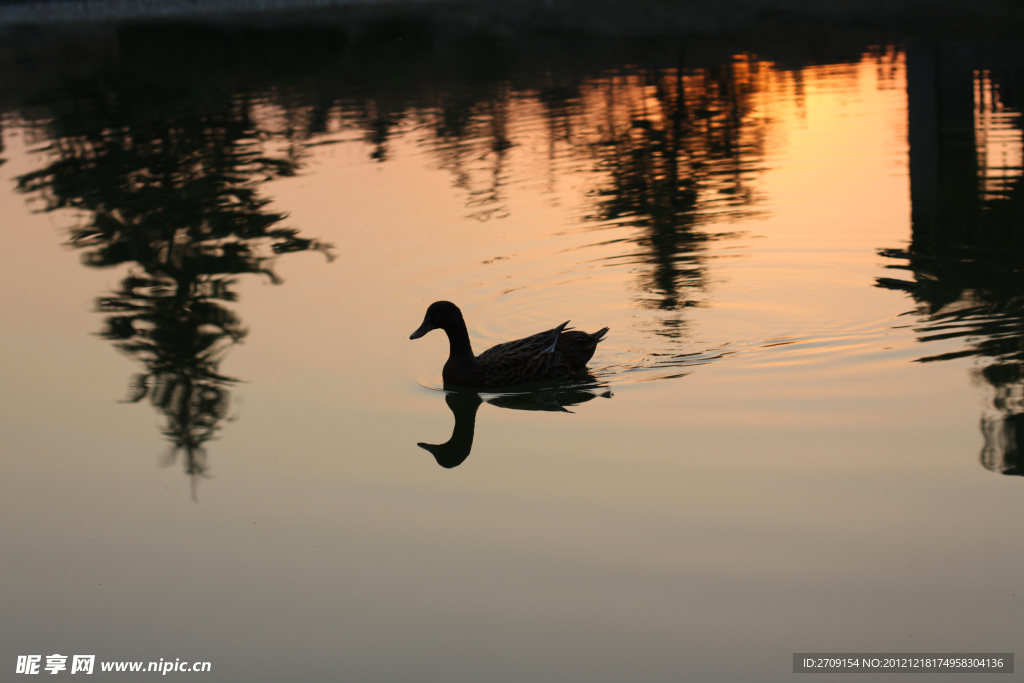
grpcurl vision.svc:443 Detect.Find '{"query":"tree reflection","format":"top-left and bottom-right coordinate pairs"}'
top-left (880, 49), bottom-right (1024, 475)
top-left (582, 60), bottom-right (766, 324)
top-left (417, 54), bottom-right (769, 334)
top-left (16, 40), bottom-right (333, 491)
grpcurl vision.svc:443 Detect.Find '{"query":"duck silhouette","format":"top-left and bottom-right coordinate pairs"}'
top-left (410, 301), bottom-right (609, 389)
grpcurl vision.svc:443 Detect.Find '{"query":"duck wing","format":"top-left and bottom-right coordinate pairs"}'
top-left (476, 321), bottom-right (574, 386)
top-left (476, 321), bottom-right (570, 363)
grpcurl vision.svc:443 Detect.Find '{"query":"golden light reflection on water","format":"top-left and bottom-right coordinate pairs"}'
top-left (206, 46), bottom-right (918, 468)
top-left (396, 47), bottom-right (910, 387)
top-left (4, 43), bottom-right (918, 461)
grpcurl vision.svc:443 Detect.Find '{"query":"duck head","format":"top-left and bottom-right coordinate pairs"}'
top-left (410, 301), bottom-right (463, 339)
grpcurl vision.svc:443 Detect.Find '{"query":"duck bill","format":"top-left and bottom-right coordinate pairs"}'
top-left (410, 318), bottom-right (435, 339)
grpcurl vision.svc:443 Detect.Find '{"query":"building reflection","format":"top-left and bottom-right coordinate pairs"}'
top-left (14, 30), bottom-right (335, 492)
top-left (419, 382), bottom-right (612, 469)
top-left (880, 39), bottom-right (1024, 475)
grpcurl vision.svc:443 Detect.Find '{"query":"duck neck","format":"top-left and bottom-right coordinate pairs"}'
top-left (443, 321), bottom-right (475, 359)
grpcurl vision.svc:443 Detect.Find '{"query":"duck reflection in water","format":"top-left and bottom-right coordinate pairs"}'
top-left (419, 382), bottom-right (612, 468)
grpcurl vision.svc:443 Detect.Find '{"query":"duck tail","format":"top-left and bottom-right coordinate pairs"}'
top-left (541, 321), bottom-right (571, 354)
top-left (591, 327), bottom-right (610, 343)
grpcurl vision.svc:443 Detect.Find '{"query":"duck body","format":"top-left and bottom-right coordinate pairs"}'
top-left (410, 301), bottom-right (609, 389)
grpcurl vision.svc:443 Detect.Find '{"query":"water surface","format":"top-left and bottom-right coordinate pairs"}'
top-left (1, 15), bottom-right (1022, 682)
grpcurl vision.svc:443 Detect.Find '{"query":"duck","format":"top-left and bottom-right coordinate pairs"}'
top-left (410, 301), bottom-right (609, 389)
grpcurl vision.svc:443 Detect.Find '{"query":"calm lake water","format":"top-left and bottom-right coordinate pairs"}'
top-left (1, 9), bottom-right (1023, 681)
